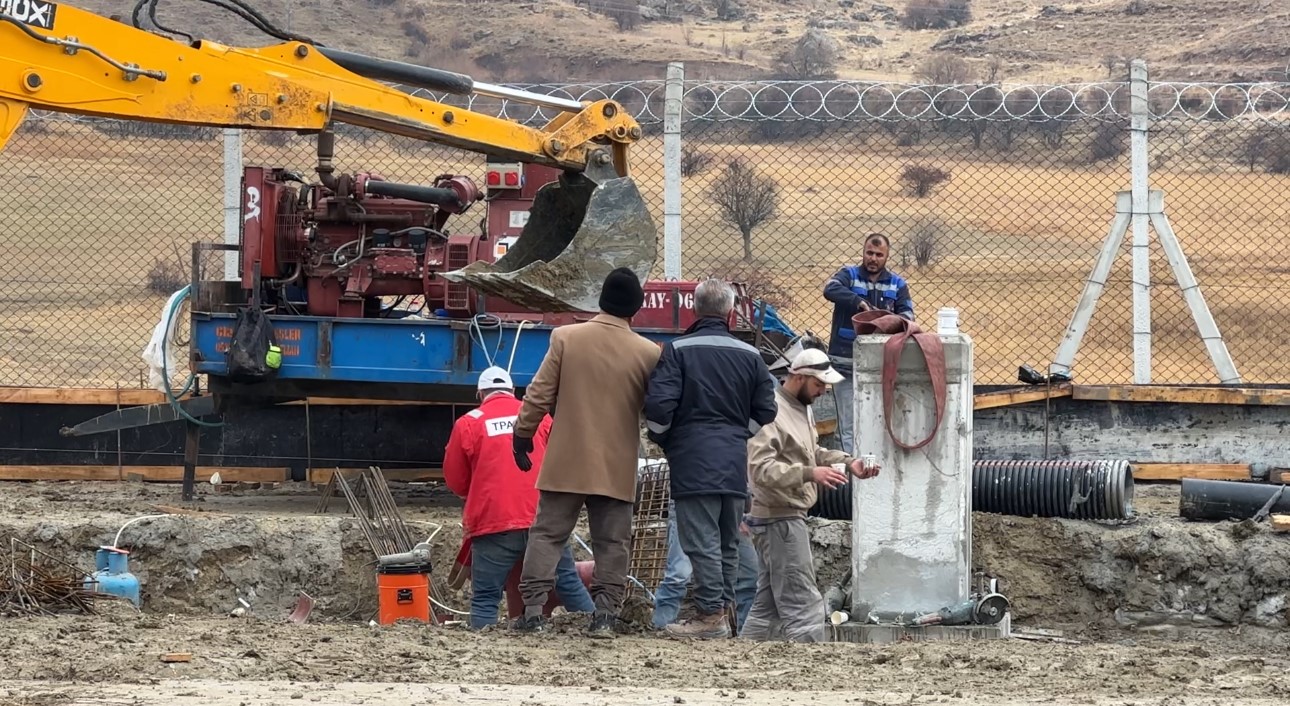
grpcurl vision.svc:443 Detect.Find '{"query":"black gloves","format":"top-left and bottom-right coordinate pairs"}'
top-left (513, 434), bottom-right (534, 472)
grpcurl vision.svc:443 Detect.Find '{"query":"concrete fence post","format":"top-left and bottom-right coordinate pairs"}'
top-left (662, 62), bottom-right (684, 281)
top-left (222, 128), bottom-right (243, 281)
top-left (1129, 60), bottom-right (1152, 383)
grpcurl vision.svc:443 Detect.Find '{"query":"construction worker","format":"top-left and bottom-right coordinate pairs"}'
top-left (644, 277), bottom-right (777, 639)
top-left (822, 233), bottom-right (915, 454)
top-left (511, 267), bottom-right (662, 638)
top-left (442, 366), bottom-right (595, 630)
top-left (742, 348), bottom-right (881, 643)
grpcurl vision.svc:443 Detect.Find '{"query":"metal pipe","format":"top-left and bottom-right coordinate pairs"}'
top-left (316, 129), bottom-right (337, 190)
top-left (363, 180), bottom-right (460, 207)
top-left (315, 47), bottom-right (584, 112)
top-left (809, 459), bottom-right (1136, 521)
top-left (1179, 479), bottom-right (1290, 522)
top-left (469, 80), bottom-right (585, 112)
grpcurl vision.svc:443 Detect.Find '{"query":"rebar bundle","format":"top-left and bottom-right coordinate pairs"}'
top-left (0, 538), bottom-right (113, 616)
top-left (333, 466), bottom-right (418, 558)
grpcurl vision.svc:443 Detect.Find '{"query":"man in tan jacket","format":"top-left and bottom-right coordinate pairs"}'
top-left (511, 267), bottom-right (662, 638)
top-left (742, 348), bottom-right (880, 643)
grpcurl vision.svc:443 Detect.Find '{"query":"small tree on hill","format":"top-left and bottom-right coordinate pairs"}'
top-left (917, 53), bottom-right (975, 85)
top-left (592, 0), bottom-right (640, 31)
top-left (775, 28), bottom-right (839, 80)
top-left (713, 0), bottom-right (744, 21)
top-left (901, 0), bottom-right (972, 30)
top-left (711, 160), bottom-right (780, 262)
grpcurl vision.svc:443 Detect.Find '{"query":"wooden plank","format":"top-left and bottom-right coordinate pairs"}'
top-left (0, 387), bottom-right (181, 406)
top-left (0, 386), bottom-right (453, 407)
top-left (973, 384), bottom-right (1073, 410)
top-left (159, 653), bottom-right (192, 663)
top-left (0, 465), bottom-right (122, 481)
top-left (307, 467), bottom-right (444, 484)
top-left (0, 466), bottom-right (288, 482)
top-left (1269, 515), bottom-right (1290, 532)
top-left (1132, 463), bottom-right (1252, 482)
top-left (1072, 385), bottom-right (1290, 407)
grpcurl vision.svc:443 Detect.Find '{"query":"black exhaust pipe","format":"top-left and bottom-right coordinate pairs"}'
top-left (316, 47), bottom-right (474, 96)
top-left (363, 180), bottom-right (461, 208)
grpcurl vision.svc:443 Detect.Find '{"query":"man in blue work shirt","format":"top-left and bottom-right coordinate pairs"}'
top-left (822, 233), bottom-right (915, 454)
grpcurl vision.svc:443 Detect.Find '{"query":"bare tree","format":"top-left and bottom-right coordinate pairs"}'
top-left (984, 56), bottom-right (1005, 84)
top-left (968, 85), bottom-right (1004, 149)
top-left (711, 160), bottom-right (780, 262)
top-left (713, 0), bottom-right (743, 21)
top-left (1239, 128), bottom-right (1271, 173)
top-left (591, 0), bottom-right (639, 31)
top-left (1089, 120), bottom-right (1128, 163)
top-left (917, 54), bottom-right (975, 84)
top-left (900, 164), bottom-right (952, 198)
top-left (680, 145), bottom-right (715, 177)
top-left (775, 28), bottom-right (839, 80)
top-left (910, 220), bottom-right (941, 267)
top-left (1125, 0), bottom-right (1149, 15)
top-left (901, 0), bottom-right (972, 30)
top-left (1100, 55), bottom-right (1122, 77)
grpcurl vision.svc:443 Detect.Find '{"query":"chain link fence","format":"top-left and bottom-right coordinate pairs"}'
top-left (2, 69), bottom-right (1288, 388)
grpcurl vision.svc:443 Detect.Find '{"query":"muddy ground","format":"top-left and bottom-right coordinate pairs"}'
top-left (0, 479), bottom-right (1287, 705)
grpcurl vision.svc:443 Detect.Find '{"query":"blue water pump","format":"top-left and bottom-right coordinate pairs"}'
top-left (84, 546), bottom-right (141, 607)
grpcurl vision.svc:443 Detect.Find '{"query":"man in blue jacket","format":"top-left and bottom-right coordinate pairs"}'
top-left (645, 277), bottom-right (778, 639)
top-left (823, 234), bottom-right (915, 454)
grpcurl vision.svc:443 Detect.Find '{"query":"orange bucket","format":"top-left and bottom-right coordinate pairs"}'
top-left (377, 567), bottom-right (431, 625)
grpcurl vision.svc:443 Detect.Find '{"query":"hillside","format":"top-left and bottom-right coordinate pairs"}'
top-left (69, 0), bottom-right (1290, 84)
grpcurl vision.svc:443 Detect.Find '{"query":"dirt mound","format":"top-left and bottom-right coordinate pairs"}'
top-left (976, 511), bottom-right (1290, 628)
top-left (974, 488), bottom-right (1290, 634)
top-left (1, 480), bottom-right (1288, 649)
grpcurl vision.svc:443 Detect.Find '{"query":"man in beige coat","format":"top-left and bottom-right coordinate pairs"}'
top-left (742, 348), bottom-right (880, 643)
top-left (511, 267), bottom-right (662, 638)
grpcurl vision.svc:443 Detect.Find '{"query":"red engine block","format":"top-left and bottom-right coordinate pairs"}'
top-left (238, 162), bottom-right (753, 331)
top-left (240, 166), bottom-right (490, 318)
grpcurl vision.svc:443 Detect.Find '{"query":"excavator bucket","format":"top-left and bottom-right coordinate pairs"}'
top-left (442, 153), bottom-right (657, 313)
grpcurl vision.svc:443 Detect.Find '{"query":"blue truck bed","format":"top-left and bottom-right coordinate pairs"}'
top-left (191, 312), bottom-right (684, 389)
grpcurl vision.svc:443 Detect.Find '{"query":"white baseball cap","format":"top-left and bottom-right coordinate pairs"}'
top-left (477, 366), bottom-right (514, 391)
top-left (789, 348), bottom-right (844, 384)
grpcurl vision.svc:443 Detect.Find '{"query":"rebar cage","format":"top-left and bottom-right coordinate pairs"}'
top-left (628, 457), bottom-right (672, 598)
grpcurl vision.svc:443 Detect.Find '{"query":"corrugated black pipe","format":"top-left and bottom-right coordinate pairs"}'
top-left (1179, 478), bottom-right (1290, 521)
top-left (809, 459), bottom-right (1135, 521)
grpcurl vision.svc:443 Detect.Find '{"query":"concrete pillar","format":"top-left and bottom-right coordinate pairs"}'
top-left (849, 332), bottom-right (974, 621)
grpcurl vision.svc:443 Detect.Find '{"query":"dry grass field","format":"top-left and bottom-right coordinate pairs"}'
top-left (2, 118), bottom-right (1288, 388)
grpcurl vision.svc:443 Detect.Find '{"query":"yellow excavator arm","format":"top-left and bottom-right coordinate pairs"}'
top-left (0, 4), bottom-right (640, 170)
top-left (0, 2), bottom-right (658, 311)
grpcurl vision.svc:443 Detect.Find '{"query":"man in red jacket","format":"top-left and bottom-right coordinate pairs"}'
top-left (444, 366), bottom-right (596, 629)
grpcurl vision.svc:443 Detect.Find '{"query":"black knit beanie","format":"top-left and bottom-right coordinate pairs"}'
top-left (599, 267), bottom-right (645, 318)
